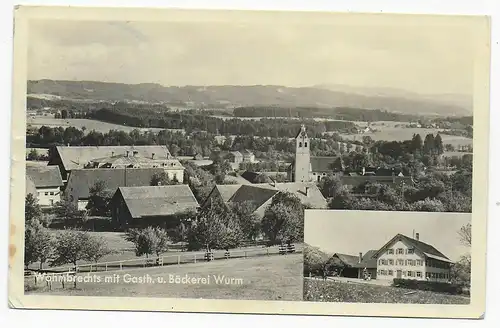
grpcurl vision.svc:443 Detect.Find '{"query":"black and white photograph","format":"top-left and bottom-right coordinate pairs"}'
top-left (303, 210), bottom-right (471, 304)
top-left (8, 5), bottom-right (490, 318)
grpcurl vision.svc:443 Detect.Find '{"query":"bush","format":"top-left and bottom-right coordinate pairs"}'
top-left (392, 278), bottom-right (464, 295)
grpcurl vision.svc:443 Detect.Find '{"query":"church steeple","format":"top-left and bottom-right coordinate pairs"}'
top-left (293, 124), bottom-right (311, 182)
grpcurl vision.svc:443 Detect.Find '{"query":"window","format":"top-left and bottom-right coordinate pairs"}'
top-left (49, 192), bottom-right (54, 196)
top-left (44, 192), bottom-right (49, 196)
top-left (397, 259), bottom-right (404, 265)
top-left (407, 248), bottom-right (415, 254)
top-left (407, 271), bottom-right (414, 277)
top-left (299, 142), bottom-right (302, 147)
top-left (416, 272), bottom-right (422, 278)
top-left (426, 272), bottom-right (431, 278)
top-left (388, 270), bottom-right (393, 276)
top-left (416, 260), bottom-right (423, 266)
top-left (397, 248), bottom-right (404, 254)
top-left (304, 142), bottom-right (308, 147)
top-left (388, 259), bottom-right (394, 265)
top-left (387, 249), bottom-right (394, 255)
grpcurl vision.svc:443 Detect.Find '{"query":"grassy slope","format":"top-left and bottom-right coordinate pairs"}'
top-left (27, 253), bottom-right (303, 301)
top-left (303, 278), bottom-right (469, 304)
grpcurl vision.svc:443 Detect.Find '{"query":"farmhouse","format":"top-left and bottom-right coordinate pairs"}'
top-left (203, 182), bottom-right (327, 218)
top-left (64, 168), bottom-right (165, 210)
top-left (373, 233), bottom-right (452, 283)
top-left (48, 145), bottom-right (173, 180)
top-left (110, 185), bottom-right (199, 230)
top-left (25, 164), bottom-right (64, 207)
top-left (333, 233), bottom-right (452, 283)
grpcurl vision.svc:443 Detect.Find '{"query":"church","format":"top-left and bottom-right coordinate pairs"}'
top-left (287, 124), bottom-right (340, 183)
top-left (287, 125), bottom-right (414, 188)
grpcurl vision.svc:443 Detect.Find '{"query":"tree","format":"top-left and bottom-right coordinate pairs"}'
top-left (458, 223), bottom-right (472, 247)
top-left (27, 148), bottom-right (40, 160)
top-left (261, 192), bottom-right (304, 245)
top-left (451, 223), bottom-right (472, 287)
top-left (318, 174), bottom-right (343, 198)
top-left (25, 194), bottom-right (43, 225)
top-left (86, 180), bottom-right (112, 216)
top-left (127, 227), bottom-right (170, 260)
top-left (187, 198), bottom-right (244, 250)
top-left (84, 235), bottom-right (111, 263)
top-left (24, 219), bottom-right (55, 270)
top-left (434, 134), bottom-right (444, 155)
top-left (423, 133), bottom-right (435, 155)
top-left (54, 196), bottom-right (87, 226)
top-left (61, 109), bottom-right (68, 119)
top-left (410, 134), bottom-right (423, 154)
top-left (327, 186), bottom-right (354, 209)
top-left (410, 198), bottom-right (446, 212)
top-left (228, 201), bottom-right (261, 241)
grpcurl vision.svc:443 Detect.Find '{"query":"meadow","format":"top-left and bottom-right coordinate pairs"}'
top-left (26, 253), bottom-right (303, 300)
top-left (303, 278), bottom-right (470, 304)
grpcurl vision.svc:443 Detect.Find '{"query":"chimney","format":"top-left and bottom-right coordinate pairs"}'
top-left (359, 252), bottom-right (363, 263)
top-left (305, 186), bottom-right (310, 196)
top-left (152, 153), bottom-right (155, 159)
top-left (415, 233), bottom-right (420, 241)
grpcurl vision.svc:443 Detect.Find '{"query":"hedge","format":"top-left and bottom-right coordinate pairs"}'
top-left (392, 278), bottom-right (465, 295)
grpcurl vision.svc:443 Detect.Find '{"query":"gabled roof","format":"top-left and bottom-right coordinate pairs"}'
top-left (373, 234), bottom-right (451, 262)
top-left (229, 184), bottom-right (279, 212)
top-left (214, 184), bottom-right (243, 203)
top-left (273, 182), bottom-right (327, 209)
top-left (66, 168), bottom-right (164, 199)
top-left (117, 185), bottom-right (199, 219)
top-left (26, 165), bottom-right (63, 188)
top-left (25, 176), bottom-right (38, 197)
top-left (310, 156), bottom-right (338, 172)
top-left (333, 253), bottom-right (361, 267)
top-left (352, 250), bottom-right (378, 269)
top-left (53, 146), bottom-right (172, 171)
top-left (241, 171), bottom-right (273, 184)
top-left (89, 155), bottom-right (184, 170)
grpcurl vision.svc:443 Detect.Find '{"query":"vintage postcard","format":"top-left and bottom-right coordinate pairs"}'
top-left (9, 5), bottom-right (490, 318)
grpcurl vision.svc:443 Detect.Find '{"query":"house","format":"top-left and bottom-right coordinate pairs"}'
top-left (203, 182), bottom-right (327, 218)
top-left (373, 233), bottom-right (452, 283)
top-left (329, 233), bottom-right (452, 283)
top-left (25, 165), bottom-right (64, 207)
top-left (25, 176), bottom-right (38, 198)
top-left (110, 185), bottom-right (199, 230)
top-left (64, 168), bottom-right (165, 210)
top-left (241, 150), bottom-right (256, 163)
top-left (47, 145), bottom-right (173, 180)
top-left (85, 153), bottom-right (184, 183)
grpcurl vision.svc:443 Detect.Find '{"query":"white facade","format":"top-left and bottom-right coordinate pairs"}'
top-left (376, 239), bottom-right (451, 283)
top-left (36, 186), bottom-right (61, 207)
top-left (163, 168), bottom-right (184, 183)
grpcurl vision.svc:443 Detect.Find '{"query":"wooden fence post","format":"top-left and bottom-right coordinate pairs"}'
top-left (266, 248), bottom-right (269, 256)
top-left (119, 262), bottom-right (123, 270)
top-left (89, 265), bottom-right (92, 272)
top-left (194, 254), bottom-right (197, 263)
top-left (244, 251), bottom-right (247, 258)
top-left (105, 263), bottom-right (108, 272)
top-left (177, 255), bottom-right (180, 265)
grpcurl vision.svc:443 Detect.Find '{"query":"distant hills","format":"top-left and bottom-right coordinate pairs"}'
top-left (27, 79), bottom-right (472, 116)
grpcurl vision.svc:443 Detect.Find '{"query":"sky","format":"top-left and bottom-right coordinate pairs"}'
top-left (304, 210), bottom-right (471, 262)
top-left (27, 13), bottom-right (484, 96)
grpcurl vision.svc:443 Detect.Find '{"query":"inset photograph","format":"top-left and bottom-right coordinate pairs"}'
top-left (303, 210), bottom-right (471, 304)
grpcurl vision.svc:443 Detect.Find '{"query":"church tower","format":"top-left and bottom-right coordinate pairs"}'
top-left (294, 124), bottom-right (311, 182)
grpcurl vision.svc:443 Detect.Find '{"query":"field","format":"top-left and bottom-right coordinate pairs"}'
top-left (340, 128), bottom-right (472, 148)
top-left (27, 117), bottom-right (184, 134)
top-left (303, 278), bottom-right (470, 304)
top-left (26, 253), bottom-right (303, 300)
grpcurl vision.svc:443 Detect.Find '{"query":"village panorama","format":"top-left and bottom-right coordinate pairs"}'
top-left (23, 78), bottom-right (473, 301)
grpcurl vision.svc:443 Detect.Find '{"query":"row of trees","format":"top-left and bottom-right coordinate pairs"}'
top-left (24, 195), bottom-right (110, 283)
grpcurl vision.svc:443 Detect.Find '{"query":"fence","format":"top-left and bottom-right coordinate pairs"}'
top-left (28, 244), bottom-right (304, 276)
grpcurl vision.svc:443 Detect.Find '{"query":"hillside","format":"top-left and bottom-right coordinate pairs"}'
top-left (28, 80), bottom-right (471, 116)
